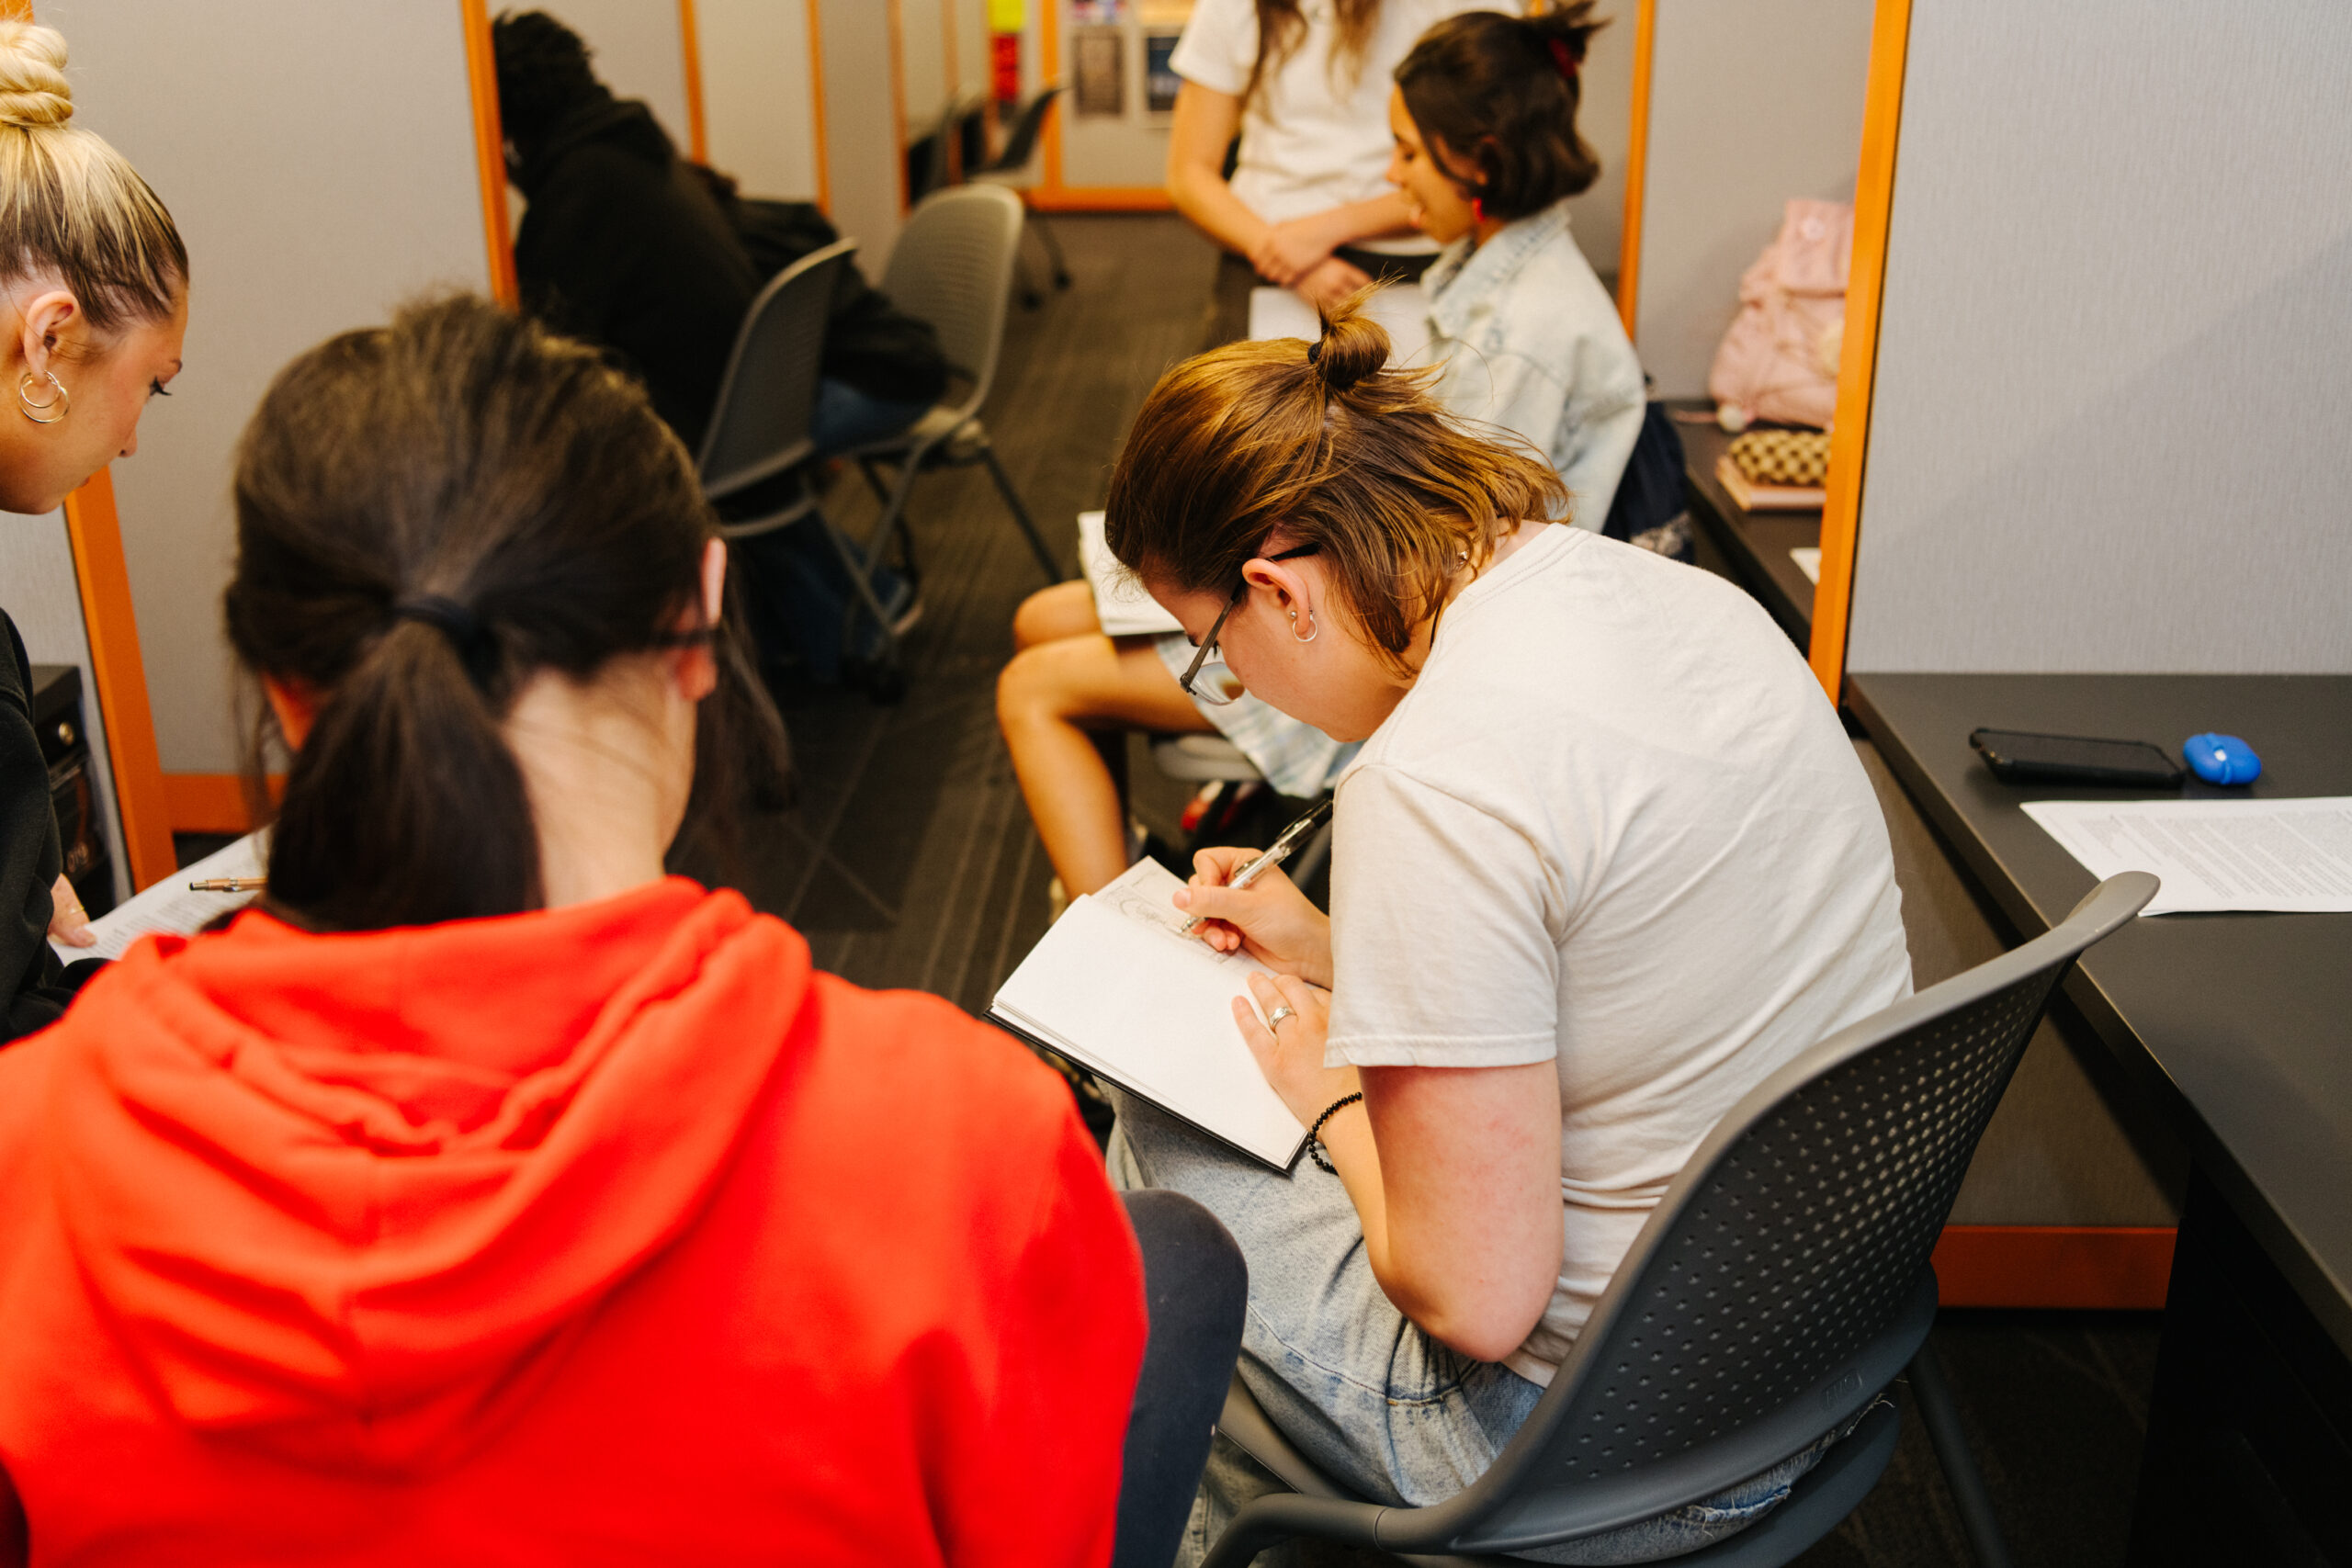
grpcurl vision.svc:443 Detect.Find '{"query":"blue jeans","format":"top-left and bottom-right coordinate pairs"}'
top-left (809, 377), bottom-right (930, 457)
top-left (1105, 1090), bottom-right (1830, 1565)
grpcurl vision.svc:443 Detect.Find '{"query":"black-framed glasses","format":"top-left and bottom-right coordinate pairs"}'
top-left (1177, 543), bottom-right (1320, 706)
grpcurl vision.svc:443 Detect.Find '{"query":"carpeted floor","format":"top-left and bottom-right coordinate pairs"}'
top-left (179, 211), bottom-right (2164, 1567)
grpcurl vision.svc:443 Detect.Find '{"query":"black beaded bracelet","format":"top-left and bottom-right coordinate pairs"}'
top-left (1306, 1091), bottom-right (1364, 1174)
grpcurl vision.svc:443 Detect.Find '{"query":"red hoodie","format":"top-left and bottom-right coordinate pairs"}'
top-left (0, 878), bottom-right (1145, 1565)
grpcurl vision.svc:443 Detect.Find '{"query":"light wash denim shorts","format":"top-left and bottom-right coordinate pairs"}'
top-left (1106, 1090), bottom-right (1843, 1566)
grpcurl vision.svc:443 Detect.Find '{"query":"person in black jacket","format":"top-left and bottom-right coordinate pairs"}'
top-left (0, 19), bottom-right (190, 1040)
top-left (494, 14), bottom-right (941, 683)
top-left (493, 11), bottom-right (757, 452)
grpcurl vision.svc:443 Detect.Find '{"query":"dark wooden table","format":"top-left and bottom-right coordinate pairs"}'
top-left (1848, 672), bottom-right (2352, 1567)
top-left (1674, 405), bottom-right (1821, 647)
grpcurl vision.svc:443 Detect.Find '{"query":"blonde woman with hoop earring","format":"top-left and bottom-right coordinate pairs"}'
top-left (0, 20), bottom-right (189, 1040)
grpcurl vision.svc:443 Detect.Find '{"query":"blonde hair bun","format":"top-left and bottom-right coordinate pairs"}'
top-left (0, 21), bottom-right (74, 131)
top-left (1311, 289), bottom-right (1391, 394)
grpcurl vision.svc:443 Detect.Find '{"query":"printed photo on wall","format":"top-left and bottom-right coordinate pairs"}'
top-left (1071, 0), bottom-right (1127, 19)
top-left (1145, 31), bottom-right (1182, 112)
top-left (1074, 26), bottom-right (1125, 117)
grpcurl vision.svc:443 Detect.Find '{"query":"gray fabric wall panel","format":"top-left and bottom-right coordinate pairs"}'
top-left (1634, 0), bottom-right (1873, 398)
top-left (41, 1), bottom-right (492, 773)
top-left (1849, 0), bottom-right (2352, 673)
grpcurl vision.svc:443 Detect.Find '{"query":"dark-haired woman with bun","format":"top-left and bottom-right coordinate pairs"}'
top-left (1387, 3), bottom-right (1652, 536)
top-left (0, 297), bottom-right (1183, 1566)
top-left (0, 20), bottom-right (187, 1042)
top-left (1101, 299), bottom-right (1911, 1562)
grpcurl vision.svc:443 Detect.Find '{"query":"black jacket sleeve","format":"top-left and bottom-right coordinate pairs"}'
top-left (1, 612), bottom-right (68, 1043)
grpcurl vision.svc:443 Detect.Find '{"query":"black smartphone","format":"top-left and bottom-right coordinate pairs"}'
top-left (1969, 728), bottom-right (2184, 787)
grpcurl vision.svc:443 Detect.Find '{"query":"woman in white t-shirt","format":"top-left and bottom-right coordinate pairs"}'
top-left (1167, 0), bottom-right (1486, 307)
top-left (1097, 299), bottom-right (1913, 1562)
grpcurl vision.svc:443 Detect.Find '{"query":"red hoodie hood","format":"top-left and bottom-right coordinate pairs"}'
top-left (46, 877), bottom-right (807, 1477)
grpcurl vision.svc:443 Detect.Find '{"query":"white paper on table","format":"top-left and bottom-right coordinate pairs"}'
top-left (1077, 509), bottom-right (1182, 637)
top-left (1248, 284), bottom-right (1435, 370)
top-left (991, 858), bottom-right (1307, 1169)
top-left (54, 832), bottom-right (266, 964)
top-left (1789, 547), bottom-right (1823, 583)
top-left (2020, 796), bottom-right (2352, 915)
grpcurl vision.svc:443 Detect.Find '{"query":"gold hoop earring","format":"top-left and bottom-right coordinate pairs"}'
top-left (17, 369), bottom-right (68, 424)
top-left (1288, 607), bottom-right (1317, 644)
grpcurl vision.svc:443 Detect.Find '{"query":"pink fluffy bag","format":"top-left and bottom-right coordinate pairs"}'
top-left (1707, 198), bottom-right (1853, 431)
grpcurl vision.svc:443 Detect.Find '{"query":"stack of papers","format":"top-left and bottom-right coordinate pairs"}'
top-left (1077, 510), bottom-right (1182, 637)
top-left (53, 832), bottom-right (266, 963)
top-left (992, 859), bottom-right (1307, 1170)
top-left (2022, 797), bottom-right (2352, 915)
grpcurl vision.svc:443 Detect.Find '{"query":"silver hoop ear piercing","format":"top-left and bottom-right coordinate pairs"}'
top-left (17, 369), bottom-right (68, 424)
top-left (1288, 608), bottom-right (1317, 644)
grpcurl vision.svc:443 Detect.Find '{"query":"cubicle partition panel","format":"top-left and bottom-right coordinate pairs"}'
top-left (34, 1), bottom-right (503, 844)
top-left (1621, 0), bottom-right (1874, 398)
top-left (1840, 0), bottom-right (2352, 678)
top-left (811, 0), bottom-right (910, 262)
top-left (697, 0), bottom-right (826, 206)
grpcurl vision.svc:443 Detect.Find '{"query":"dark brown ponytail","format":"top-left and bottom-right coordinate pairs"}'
top-left (224, 295), bottom-right (786, 932)
top-left (1395, 3), bottom-right (1608, 223)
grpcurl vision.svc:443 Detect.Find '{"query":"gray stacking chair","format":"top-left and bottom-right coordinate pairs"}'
top-left (695, 239), bottom-right (913, 693)
top-left (1202, 871), bottom-right (2159, 1568)
top-left (838, 185), bottom-right (1063, 590)
top-left (968, 85), bottom-right (1071, 306)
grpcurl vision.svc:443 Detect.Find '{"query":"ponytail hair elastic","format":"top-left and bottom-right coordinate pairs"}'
top-left (392, 592), bottom-right (500, 690)
top-left (1546, 36), bottom-right (1580, 80)
top-left (1306, 339), bottom-right (1323, 365)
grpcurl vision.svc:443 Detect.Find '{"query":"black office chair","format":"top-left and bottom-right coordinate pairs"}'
top-left (969, 85), bottom-right (1070, 307)
top-left (695, 239), bottom-right (917, 697)
top-left (1203, 871), bottom-right (2159, 1568)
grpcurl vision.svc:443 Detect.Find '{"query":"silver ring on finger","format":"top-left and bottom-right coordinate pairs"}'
top-left (1266, 1004), bottom-right (1298, 1032)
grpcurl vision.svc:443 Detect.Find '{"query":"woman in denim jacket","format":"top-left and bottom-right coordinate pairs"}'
top-left (1387, 5), bottom-right (1648, 534)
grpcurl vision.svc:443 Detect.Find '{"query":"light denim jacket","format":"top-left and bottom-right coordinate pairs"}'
top-left (1422, 198), bottom-right (1647, 530)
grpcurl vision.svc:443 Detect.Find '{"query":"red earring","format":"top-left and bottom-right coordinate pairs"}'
top-left (1473, 196), bottom-right (1486, 224)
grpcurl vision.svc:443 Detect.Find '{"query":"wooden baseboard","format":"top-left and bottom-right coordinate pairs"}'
top-left (164, 772), bottom-right (282, 836)
top-left (1932, 1224), bottom-right (2176, 1310)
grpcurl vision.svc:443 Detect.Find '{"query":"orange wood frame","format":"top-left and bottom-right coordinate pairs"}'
top-left (677, 0), bottom-right (710, 162)
top-left (1027, 0), bottom-right (1174, 212)
top-left (460, 0), bottom-right (519, 307)
top-left (1616, 0), bottom-right (1655, 338)
top-left (889, 0), bottom-right (912, 213)
top-left (62, 473), bottom-right (175, 889)
top-left (1806, 0), bottom-right (1911, 702)
top-left (1932, 1225), bottom-right (2177, 1311)
top-left (806, 0), bottom-right (832, 213)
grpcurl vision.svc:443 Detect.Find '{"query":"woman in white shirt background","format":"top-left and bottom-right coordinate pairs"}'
top-left (1099, 301), bottom-right (1913, 1562)
top-left (1386, 3), bottom-right (1656, 541)
top-left (1166, 0), bottom-right (1489, 312)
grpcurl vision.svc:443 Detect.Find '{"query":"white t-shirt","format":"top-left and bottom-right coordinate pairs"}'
top-left (1324, 526), bottom-right (1912, 1385)
top-left (1170, 0), bottom-right (1487, 252)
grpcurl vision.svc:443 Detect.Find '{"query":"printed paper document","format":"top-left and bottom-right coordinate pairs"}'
top-left (1078, 509), bottom-right (1182, 637)
top-left (53, 833), bottom-right (266, 964)
top-left (2020, 796), bottom-right (2352, 915)
top-left (991, 858), bottom-right (1308, 1169)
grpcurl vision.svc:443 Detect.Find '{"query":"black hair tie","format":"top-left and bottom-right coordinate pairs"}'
top-left (391, 593), bottom-right (499, 690)
top-left (1306, 339), bottom-right (1323, 365)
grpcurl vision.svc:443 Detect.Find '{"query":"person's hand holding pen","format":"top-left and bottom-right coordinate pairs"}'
top-left (1172, 845), bottom-right (1335, 990)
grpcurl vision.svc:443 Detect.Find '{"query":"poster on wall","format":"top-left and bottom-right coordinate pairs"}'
top-left (1137, 0), bottom-right (1195, 24)
top-left (1074, 27), bottom-right (1125, 117)
top-left (1144, 31), bottom-right (1183, 112)
top-left (1071, 0), bottom-right (1127, 19)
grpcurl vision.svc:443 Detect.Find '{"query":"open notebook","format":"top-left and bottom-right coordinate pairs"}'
top-left (53, 832), bottom-right (266, 964)
top-left (990, 859), bottom-right (1309, 1171)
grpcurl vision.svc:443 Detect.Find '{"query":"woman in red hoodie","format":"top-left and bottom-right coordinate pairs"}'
top-left (0, 298), bottom-right (1194, 1565)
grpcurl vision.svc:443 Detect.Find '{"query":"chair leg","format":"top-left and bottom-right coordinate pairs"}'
top-left (856, 457), bottom-right (894, 508)
top-left (1013, 243), bottom-right (1046, 310)
top-left (1199, 1492), bottom-right (1389, 1568)
top-left (812, 513), bottom-right (906, 672)
top-left (1031, 209), bottom-right (1073, 288)
top-left (978, 440), bottom-right (1063, 581)
top-left (1907, 1341), bottom-right (2017, 1568)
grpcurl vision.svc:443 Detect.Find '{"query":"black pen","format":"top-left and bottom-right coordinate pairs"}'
top-left (1180, 798), bottom-right (1333, 937)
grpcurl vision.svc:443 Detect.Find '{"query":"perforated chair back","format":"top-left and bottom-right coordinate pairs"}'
top-left (695, 238), bottom-right (857, 502)
top-left (879, 185), bottom-right (1023, 421)
top-left (1385, 871), bottom-right (2158, 1558)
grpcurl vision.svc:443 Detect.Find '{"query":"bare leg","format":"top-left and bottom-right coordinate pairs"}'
top-left (999, 593), bottom-right (1215, 896)
top-left (1013, 580), bottom-right (1109, 649)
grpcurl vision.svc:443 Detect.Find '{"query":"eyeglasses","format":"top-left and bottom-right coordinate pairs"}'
top-left (1177, 543), bottom-right (1321, 706)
